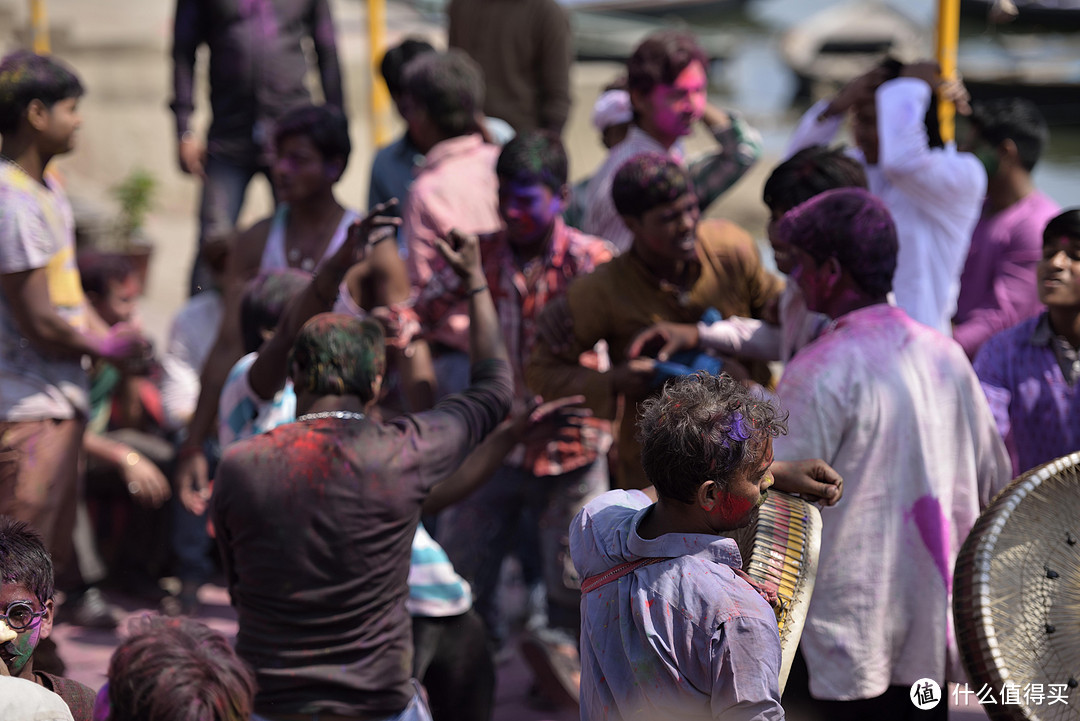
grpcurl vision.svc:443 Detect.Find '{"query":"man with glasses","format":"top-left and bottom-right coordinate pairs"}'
top-left (0, 516), bottom-right (96, 720)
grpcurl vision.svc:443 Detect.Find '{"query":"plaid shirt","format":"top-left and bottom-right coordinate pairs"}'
top-left (415, 217), bottom-right (615, 476)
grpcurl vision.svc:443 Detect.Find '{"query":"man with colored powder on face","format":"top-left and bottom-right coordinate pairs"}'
top-left (974, 208), bottom-right (1080, 477)
top-left (407, 130), bottom-right (614, 705)
top-left (528, 153), bottom-right (792, 493)
top-left (768, 188), bottom-right (1010, 720)
top-left (0, 516), bottom-right (97, 721)
top-left (570, 372), bottom-right (792, 720)
top-left (210, 227), bottom-right (514, 719)
top-left (583, 30), bottom-right (762, 254)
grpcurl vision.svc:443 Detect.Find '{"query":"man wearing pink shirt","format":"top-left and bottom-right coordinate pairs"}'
top-left (954, 98), bottom-right (1060, 359)
top-left (399, 50), bottom-right (502, 397)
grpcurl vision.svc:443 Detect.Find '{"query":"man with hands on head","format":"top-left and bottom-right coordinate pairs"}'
top-left (787, 58), bottom-right (986, 337)
top-left (583, 30), bottom-right (762, 254)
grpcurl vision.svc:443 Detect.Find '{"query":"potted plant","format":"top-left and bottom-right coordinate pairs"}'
top-left (88, 167), bottom-right (158, 293)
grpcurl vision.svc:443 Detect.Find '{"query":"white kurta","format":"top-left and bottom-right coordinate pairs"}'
top-left (787, 78), bottom-right (987, 336)
top-left (773, 304), bottom-right (1010, 701)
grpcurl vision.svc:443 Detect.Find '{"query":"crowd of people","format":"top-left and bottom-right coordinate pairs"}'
top-left (0, 1), bottom-right (1077, 719)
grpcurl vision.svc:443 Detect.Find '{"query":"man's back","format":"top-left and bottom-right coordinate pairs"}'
top-left (773, 304), bottom-right (1010, 700)
top-left (211, 359), bottom-right (512, 716)
top-left (571, 489), bottom-right (784, 721)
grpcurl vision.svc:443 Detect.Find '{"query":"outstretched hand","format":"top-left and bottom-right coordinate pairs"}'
top-left (510, 395), bottom-right (589, 445)
top-left (629, 321), bottom-right (700, 362)
top-left (770, 458), bottom-right (843, 506)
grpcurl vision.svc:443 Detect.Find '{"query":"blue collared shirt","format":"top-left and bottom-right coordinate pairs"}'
top-left (570, 490), bottom-right (784, 721)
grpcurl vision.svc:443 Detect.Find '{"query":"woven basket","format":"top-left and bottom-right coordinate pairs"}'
top-left (954, 451), bottom-right (1080, 721)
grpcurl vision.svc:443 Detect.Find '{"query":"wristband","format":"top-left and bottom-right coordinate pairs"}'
top-left (466, 284), bottom-right (488, 297)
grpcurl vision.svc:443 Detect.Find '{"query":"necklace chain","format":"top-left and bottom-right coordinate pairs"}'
top-left (0, 154), bottom-right (33, 179)
top-left (295, 410), bottom-right (366, 422)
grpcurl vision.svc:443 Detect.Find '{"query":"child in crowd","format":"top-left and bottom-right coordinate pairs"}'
top-left (0, 51), bottom-right (149, 642)
top-left (92, 616), bottom-right (255, 721)
top-left (0, 516), bottom-right (97, 721)
top-left (571, 372), bottom-right (788, 720)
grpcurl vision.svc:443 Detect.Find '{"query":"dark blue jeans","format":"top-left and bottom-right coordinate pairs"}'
top-left (189, 153), bottom-right (272, 296)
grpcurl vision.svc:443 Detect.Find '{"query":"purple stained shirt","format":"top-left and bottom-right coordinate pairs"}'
top-left (570, 490), bottom-right (785, 721)
top-left (974, 313), bottom-right (1080, 476)
top-left (953, 191), bottom-right (1060, 359)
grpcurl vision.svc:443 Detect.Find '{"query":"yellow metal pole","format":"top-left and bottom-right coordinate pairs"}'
top-left (368, 0), bottom-right (391, 149)
top-left (29, 0), bottom-right (51, 54)
top-left (935, 0), bottom-right (961, 143)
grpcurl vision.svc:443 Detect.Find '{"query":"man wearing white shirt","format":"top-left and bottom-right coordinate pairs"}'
top-left (786, 60), bottom-right (986, 336)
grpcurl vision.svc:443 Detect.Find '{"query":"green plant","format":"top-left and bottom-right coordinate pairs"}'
top-left (111, 168), bottom-right (158, 241)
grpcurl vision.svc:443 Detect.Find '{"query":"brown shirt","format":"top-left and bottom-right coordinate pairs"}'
top-left (448, 0), bottom-right (572, 134)
top-left (526, 219), bottom-right (783, 489)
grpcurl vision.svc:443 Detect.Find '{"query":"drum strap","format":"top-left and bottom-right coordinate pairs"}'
top-left (580, 557), bottom-right (670, 594)
top-left (581, 557), bottom-right (779, 609)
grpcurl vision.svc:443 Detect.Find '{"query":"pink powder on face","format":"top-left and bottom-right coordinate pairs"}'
top-left (648, 61), bottom-right (707, 141)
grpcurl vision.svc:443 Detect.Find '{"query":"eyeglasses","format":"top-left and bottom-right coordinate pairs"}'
top-left (0, 601), bottom-right (47, 631)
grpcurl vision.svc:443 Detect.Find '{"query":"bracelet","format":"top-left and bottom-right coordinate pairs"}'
top-left (466, 284), bottom-right (488, 297)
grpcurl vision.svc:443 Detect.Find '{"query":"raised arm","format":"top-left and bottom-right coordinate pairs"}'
top-left (247, 204), bottom-right (400, 399)
top-left (686, 106), bottom-right (763, 211)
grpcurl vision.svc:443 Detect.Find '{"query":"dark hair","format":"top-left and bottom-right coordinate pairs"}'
top-left (637, 373), bottom-right (787, 504)
top-left (762, 145), bottom-right (868, 215)
top-left (402, 50), bottom-right (484, 139)
top-left (106, 616), bottom-right (255, 721)
top-left (969, 98), bottom-right (1048, 172)
top-left (776, 187), bottom-right (898, 298)
top-left (611, 153), bottom-right (692, 218)
top-left (380, 38), bottom-right (436, 98)
top-left (496, 130), bottom-right (567, 191)
top-left (78, 252), bottom-right (136, 298)
top-left (239, 270), bottom-right (311, 355)
top-left (0, 51), bottom-right (84, 135)
top-left (1044, 208), bottom-right (1080, 244)
top-left (288, 313), bottom-right (386, 405)
top-left (627, 31), bottom-right (707, 99)
top-left (273, 104), bottom-right (352, 171)
top-left (0, 516), bottom-right (54, 605)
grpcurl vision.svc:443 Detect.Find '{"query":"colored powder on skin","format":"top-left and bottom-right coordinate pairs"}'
top-left (907, 495), bottom-right (951, 592)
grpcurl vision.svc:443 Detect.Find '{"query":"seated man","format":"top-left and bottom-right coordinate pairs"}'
top-left (527, 153), bottom-right (784, 491)
top-left (974, 208), bottom-right (1080, 476)
top-left (770, 188), bottom-right (1011, 719)
top-left (210, 230), bottom-right (514, 718)
top-left (0, 516), bottom-right (97, 721)
top-left (570, 372), bottom-right (788, 720)
top-left (92, 616), bottom-right (256, 721)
